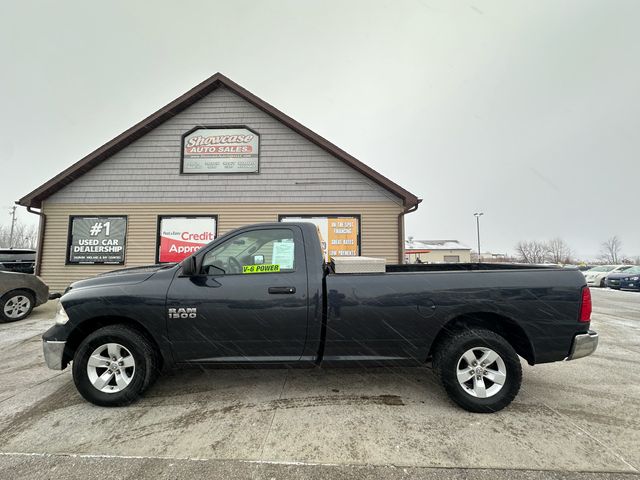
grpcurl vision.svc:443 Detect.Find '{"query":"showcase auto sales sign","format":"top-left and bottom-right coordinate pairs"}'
top-left (158, 217), bottom-right (216, 263)
top-left (182, 127), bottom-right (260, 173)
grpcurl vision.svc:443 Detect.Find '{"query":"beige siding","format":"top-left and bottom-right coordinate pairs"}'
top-left (41, 201), bottom-right (403, 292)
top-left (46, 87), bottom-right (401, 205)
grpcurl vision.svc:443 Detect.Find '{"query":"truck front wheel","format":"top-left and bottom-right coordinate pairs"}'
top-left (433, 329), bottom-right (522, 413)
top-left (72, 325), bottom-right (158, 407)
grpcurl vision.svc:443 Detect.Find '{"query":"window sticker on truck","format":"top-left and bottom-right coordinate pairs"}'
top-left (242, 264), bottom-right (280, 274)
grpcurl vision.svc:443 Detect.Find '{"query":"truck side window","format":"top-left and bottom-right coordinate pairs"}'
top-left (201, 229), bottom-right (296, 275)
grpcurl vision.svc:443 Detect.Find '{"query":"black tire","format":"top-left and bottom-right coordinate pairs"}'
top-left (0, 289), bottom-right (35, 323)
top-left (600, 278), bottom-right (606, 288)
top-left (72, 325), bottom-right (159, 407)
top-left (433, 329), bottom-right (522, 413)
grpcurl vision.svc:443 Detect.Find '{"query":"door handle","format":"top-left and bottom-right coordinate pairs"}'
top-left (268, 286), bottom-right (296, 294)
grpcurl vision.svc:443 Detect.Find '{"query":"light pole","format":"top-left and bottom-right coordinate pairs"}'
top-left (474, 212), bottom-right (483, 262)
top-left (8, 206), bottom-right (17, 249)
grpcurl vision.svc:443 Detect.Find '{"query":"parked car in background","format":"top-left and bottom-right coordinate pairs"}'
top-left (583, 265), bottom-right (634, 287)
top-left (0, 271), bottom-right (49, 322)
top-left (606, 266), bottom-right (640, 289)
top-left (620, 272), bottom-right (640, 292)
top-left (0, 249), bottom-right (36, 274)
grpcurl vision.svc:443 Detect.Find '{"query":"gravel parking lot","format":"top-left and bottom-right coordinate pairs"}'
top-left (0, 289), bottom-right (638, 479)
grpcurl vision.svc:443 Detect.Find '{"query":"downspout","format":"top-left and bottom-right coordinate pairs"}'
top-left (397, 199), bottom-right (421, 264)
top-left (25, 204), bottom-right (46, 276)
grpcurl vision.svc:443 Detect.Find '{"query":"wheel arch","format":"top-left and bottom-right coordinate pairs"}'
top-left (63, 316), bottom-right (165, 369)
top-left (1, 287), bottom-right (36, 300)
top-left (429, 311), bottom-right (536, 365)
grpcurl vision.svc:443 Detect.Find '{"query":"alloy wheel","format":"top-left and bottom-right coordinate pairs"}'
top-left (86, 343), bottom-right (136, 393)
top-left (3, 295), bottom-right (31, 319)
top-left (456, 347), bottom-right (507, 398)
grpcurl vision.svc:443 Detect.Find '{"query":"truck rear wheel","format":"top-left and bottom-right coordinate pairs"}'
top-left (72, 325), bottom-right (158, 407)
top-left (433, 329), bottom-right (522, 413)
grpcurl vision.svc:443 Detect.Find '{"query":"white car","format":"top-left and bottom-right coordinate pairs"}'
top-left (583, 265), bottom-right (634, 287)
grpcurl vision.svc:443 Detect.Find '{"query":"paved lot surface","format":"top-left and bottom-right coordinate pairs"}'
top-left (0, 289), bottom-right (638, 479)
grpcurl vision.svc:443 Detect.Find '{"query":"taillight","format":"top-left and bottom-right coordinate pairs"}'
top-left (579, 287), bottom-right (592, 322)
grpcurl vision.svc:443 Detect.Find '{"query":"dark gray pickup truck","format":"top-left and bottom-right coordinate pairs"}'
top-left (42, 222), bottom-right (597, 412)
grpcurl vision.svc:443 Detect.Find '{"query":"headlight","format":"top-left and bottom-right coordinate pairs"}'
top-left (54, 302), bottom-right (69, 325)
top-left (632, 276), bottom-right (639, 281)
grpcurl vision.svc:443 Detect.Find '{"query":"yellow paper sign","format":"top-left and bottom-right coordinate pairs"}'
top-left (242, 264), bottom-right (281, 274)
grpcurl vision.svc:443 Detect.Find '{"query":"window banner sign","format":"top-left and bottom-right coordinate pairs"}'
top-left (68, 216), bottom-right (127, 264)
top-left (280, 216), bottom-right (360, 261)
top-left (182, 127), bottom-right (260, 174)
top-left (158, 216), bottom-right (217, 263)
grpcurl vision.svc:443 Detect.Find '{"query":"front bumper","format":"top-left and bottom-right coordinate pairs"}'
top-left (566, 330), bottom-right (598, 361)
top-left (43, 340), bottom-right (66, 370)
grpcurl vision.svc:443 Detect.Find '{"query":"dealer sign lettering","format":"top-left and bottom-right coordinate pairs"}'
top-left (182, 127), bottom-right (260, 173)
top-left (68, 216), bottom-right (127, 264)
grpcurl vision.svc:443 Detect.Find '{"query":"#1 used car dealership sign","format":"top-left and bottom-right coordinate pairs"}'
top-left (182, 127), bottom-right (260, 173)
top-left (68, 216), bottom-right (127, 264)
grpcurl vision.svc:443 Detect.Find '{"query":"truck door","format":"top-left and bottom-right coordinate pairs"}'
top-left (166, 226), bottom-right (308, 363)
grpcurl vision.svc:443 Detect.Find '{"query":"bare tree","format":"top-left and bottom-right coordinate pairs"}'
top-left (515, 240), bottom-right (549, 264)
top-left (600, 236), bottom-right (623, 264)
top-left (0, 221), bottom-right (38, 249)
top-left (546, 237), bottom-right (572, 264)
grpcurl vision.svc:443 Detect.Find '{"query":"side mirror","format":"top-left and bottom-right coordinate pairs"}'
top-left (181, 256), bottom-right (197, 276)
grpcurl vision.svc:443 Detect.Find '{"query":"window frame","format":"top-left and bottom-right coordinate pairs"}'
top-left (199, 226), bottom-right (299, 276)
top-left (278, 214), bottom-right (361, 259)
top-left (66, 215), bottom-right (128, 266)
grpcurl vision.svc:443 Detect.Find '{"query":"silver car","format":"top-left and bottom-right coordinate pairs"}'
top-left (0, 271), bottom-right (49, 322)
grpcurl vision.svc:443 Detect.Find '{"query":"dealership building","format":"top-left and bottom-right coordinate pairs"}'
top-left (18, 73), bottom-right (420, 292)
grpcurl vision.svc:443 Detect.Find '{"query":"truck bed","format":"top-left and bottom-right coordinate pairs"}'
top-left (323, 264), bottom-right (586, 365)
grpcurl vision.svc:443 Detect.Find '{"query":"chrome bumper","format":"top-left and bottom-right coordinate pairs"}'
top-left (567, 331), bottom-right (598, 361)
top-left (43, 340), bottom-right (66, 370)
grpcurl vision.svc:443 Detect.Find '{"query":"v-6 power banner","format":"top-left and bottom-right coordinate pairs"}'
top-left (158, 216), bottom-right (217, 263)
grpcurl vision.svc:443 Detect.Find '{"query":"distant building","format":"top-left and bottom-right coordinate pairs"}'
top-left (472, 251), bottom-right (512, 263)
top-left (405, 239), bottom-right (472, 263)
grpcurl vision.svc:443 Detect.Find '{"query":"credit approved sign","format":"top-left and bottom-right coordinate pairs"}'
top-left (158, 216), bottom-right (217, 263)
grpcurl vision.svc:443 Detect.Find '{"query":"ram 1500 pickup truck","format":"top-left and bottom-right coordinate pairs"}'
top-left (42, 222), bottom-right (598, 412)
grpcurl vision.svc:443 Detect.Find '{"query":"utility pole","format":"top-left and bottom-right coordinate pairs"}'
top-left (474, 212), bottom-right (483, 262)
top-left (8, 206), bottom-right (17, 249)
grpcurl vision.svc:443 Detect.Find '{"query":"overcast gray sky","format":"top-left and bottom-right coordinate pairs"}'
top-left (1, 0), bottom-right (638, 259)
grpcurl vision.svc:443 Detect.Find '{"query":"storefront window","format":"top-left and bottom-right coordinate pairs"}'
top-left (67, 216), bottom-right (127, 265)
top-left (157, 216), bottom-right (217, 263)
top-left (279, 215), bottom-right (360, 261)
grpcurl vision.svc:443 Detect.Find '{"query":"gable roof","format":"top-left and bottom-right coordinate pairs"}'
top-left (17, 73), bottom-right (420, 209)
